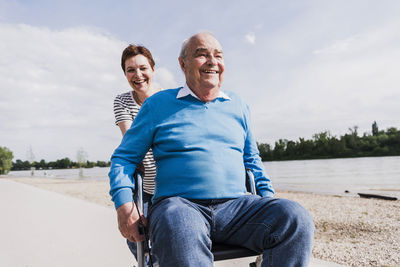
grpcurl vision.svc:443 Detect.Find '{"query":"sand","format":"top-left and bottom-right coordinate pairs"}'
top-left (8, 177), bottom-right (400, 267)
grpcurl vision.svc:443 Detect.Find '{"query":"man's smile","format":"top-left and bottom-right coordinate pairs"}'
top-left (201, 69), bottom-right (219, 74)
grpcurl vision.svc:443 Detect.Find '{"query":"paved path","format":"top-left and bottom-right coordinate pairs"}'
top-left (0, 179), bottom-right (347, 267)
top-left (0, 179), bottom-right (132, 267)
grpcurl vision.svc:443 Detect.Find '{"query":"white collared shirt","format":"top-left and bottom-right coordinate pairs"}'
top-left (176, 84), bottom-right (231, 101)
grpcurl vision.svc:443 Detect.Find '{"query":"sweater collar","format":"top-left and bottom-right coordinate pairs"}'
top-left (176, 83), bottom-right (231, 101)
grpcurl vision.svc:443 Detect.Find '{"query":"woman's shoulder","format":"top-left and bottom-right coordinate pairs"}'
top-left (114, 91), bottom-right (138, 106)
top-left (114, 91), bottom-right (133, 101)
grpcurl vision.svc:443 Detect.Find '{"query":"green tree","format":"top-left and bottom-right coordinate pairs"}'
top-left (285, 140), bottom-right (297, 159)
top-left (37, 159), bottom-right (47, 169)
top-left (55, 158), bottom-right (72, 169)
top-left (0, 146), bottom-right (14, 174)
top-left (12, 159), bottom-right (31, 170)
top-left (359, 135), bottom-right (377, 154)
top-left (86, 160), bottom-right (96, 168)
top-left (257, 121), bottom-right (400, 161)
top-left (273, 139), bottom-right (287, 160)
top-left (313, 132), bottom-right (330, 157)
top-left (372, 121), bottom-right (379, 136)
top-left (257, 142), bottom-right (273, 161)
top-left (96, 161), bottom-right (108, 167)
top-left (297, 138), bottom-right (314, 158)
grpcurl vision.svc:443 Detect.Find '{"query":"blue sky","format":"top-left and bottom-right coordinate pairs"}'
top-left (1, 0), bottom-right (400, 161)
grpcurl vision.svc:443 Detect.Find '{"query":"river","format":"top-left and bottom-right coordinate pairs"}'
top-left (263, 156), bottom-right (400, 198)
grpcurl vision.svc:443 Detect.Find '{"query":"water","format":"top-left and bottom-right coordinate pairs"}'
top-left (264, 156), bottom-right (400, 198)
top-left (7, 167), bottom-right (109, 181)
top-left (7, 156), bottom-right (400, 198)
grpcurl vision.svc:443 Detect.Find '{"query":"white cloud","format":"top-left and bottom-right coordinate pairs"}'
top-left (245, 32), bottom-right (256, 44)
top-left (2, 2), bottom-right (400, 159)
top-left (153, 67), bottom-right (178, 90)
top-left (0, 23), bottom-right (177, 161)
top-left (253, 19), bottom-right (400, 143)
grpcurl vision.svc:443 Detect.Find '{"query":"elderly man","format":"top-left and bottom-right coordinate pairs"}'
top-left (109, 32), bottom-right (314, 266)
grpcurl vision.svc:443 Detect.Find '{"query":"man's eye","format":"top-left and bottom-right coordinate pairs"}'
top-left (141, 67), bottom-right (148, 71)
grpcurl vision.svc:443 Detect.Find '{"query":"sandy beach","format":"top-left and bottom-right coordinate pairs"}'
top-left (6, 176), bottom-right (400, 267)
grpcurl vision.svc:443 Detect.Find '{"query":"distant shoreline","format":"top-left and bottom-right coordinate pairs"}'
top-left (5, 165), bottom-right (400, 199)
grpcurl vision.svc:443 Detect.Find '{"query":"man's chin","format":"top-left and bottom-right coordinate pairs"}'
top-left (200, 81), bottom-right (221, 90)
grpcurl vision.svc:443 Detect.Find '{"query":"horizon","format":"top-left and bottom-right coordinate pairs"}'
top-left (7, 120), bottom-right (395, 162)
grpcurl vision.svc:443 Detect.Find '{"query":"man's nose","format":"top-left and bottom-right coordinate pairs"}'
top-left (207, 55), bottom-right (217, 66)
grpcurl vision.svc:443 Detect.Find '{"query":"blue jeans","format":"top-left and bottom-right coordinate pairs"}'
top-left (127, 192), bottom-right (153, 262)
top-left (148, 195), bottom-right (315, 267)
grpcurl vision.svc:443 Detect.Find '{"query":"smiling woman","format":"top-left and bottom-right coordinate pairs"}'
top-left (113, 44), bottom-right (160, 194)
top-left (112, 44), bottom-right (161, 261)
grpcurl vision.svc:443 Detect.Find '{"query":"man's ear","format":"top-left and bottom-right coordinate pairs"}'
top-left (178, 57), bottom-right (185, 71)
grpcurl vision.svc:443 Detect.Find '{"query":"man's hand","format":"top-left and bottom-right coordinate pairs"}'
top-left (116, 202), bottom-right (146, 242)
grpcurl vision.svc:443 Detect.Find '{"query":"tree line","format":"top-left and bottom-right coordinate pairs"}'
top-left (10, 158), bottom-right (110, 171)
top-left (257, 121), bottom-right (400, 161)
top-left (1, 121), bottom-right (399, 174)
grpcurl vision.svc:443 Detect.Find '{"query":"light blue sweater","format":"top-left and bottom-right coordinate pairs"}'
top-left (109, 88), bottom-right (274, 209)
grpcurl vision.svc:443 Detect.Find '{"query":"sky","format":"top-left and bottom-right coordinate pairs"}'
top-left (1, 0), bottom-right (400, 162)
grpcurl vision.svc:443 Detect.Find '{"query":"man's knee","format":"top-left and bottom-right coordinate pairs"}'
top-left (270, 198), bottom-right (315, 239)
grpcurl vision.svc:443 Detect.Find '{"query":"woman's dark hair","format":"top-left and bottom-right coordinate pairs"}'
top-left (121, 44), bottom-right (155, 73)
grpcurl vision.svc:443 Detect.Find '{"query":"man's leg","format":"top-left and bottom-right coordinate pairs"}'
top-left (148, 197), bottom-right (213, 267)
top-left (213, 195), bottom-right (315, 267)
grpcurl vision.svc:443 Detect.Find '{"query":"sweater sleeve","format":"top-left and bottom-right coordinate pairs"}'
top-left (242, 104), bottom-right (275, 197)
top-left (108, 100), bottom-right (155, 209)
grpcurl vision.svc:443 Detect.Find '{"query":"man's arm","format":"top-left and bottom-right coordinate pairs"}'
top-left (108, 101), bottom-right (155, 241)
top-left (109, 101), bottom-right (155, 208)
top-left (242, 104), bottom-right (275, 197)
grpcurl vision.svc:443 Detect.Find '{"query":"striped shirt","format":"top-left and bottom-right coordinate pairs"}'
top-left (113, 91), bottom-right (156, 194)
